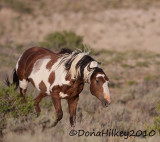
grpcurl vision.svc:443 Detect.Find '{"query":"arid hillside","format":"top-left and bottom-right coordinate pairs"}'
top-left (0, 0), bottom-right (160, 52)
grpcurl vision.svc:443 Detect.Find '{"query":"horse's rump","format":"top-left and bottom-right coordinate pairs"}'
top-left (16, 47), bottom-right (59, 79)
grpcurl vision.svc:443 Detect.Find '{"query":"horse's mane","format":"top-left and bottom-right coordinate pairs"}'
top-left (59, 48), bottom-right (73, 54)
top-left (76, 55), bottom-right (95, 79)
top-left (57, 48), bottom-right (97, 80)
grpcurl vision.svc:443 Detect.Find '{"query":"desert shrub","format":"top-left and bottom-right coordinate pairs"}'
top-left (144, 75), bottom-right (158, 82)
top-left (128, 80), bottom-right (136, 86)
top-left (152, 103), bottom-right (160, 132)
top-left (0, 85), bottom-right (34, 138)
top-left (0, 85), bottom-right (34, 118)
top-left (2, 0), bottom-right (33, 14)
top-left (39, 31), bottom-right (91, 52)
top-left (118, 93), bottom-right (135, 104)
top-left (136, 61), bottom-right (149, 67)
top-left (146, 103), bottom-right (160, 136)
top-left (40, 98), bottom-right (53, 112)
top-left (121, 63), bottom-right (134, 68)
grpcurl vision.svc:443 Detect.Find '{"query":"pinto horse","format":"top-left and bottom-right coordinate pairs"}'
top-left (6, 47), bottom-right (111, 127)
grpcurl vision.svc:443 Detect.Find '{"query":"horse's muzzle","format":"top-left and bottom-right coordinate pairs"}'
top-left (102, 99), bottom-right (111, 107)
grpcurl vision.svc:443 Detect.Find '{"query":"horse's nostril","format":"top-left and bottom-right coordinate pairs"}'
top-left (105, 100), bottom-right (111, 107)
top-left (104, 101), bottom-right (108, 107)
top-left (101, 98), bottom-right (110, 107)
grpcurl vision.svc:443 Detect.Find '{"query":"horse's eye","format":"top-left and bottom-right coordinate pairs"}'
top-left (96, 79), bottom-right (99, 84)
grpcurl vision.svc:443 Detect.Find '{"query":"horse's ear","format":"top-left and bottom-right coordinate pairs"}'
top-left (88, 61), bottom-right (98, 70)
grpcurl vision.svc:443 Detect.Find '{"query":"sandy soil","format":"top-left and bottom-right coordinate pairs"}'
top-left (0, 7), bottom-right (160, 53)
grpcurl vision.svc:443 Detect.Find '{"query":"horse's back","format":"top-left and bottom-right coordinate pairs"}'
top-left (16, 47), bottom-right (58, 80)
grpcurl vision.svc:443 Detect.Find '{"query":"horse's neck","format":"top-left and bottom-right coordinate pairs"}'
top-left (53, 53), bottom-right (91, 85)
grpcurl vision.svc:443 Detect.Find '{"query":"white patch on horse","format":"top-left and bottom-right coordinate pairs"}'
top-left (96, 74), bottom-right (105, 78)
top-left (32, 58), bottom-right (44, 73)
top-left (70, 53), bottom-right (88, 79)
top-left (103, 81), bottom-right (110, 94)
top-left (83, 61), bottom-right (98, 83)
top-left (16, 55), bottom-right (22, 71)
top-left (50, 56), bottom-right (71, 89)
top-left (103, 81), bottom-right (111, 103)
top-left (29, 57), bottom-right (51, 94)
top-left (19, 79), bottom-right (28, 89)
top-left (83, 65), bottom-right (93, 83)
top-left (90, 61), bottom-right (98, 68)
top-left (59, 92), bottom-right (68, 98)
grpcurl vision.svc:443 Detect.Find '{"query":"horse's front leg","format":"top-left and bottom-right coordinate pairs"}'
top-left (68, 95), bottom-right (79, 128)
top-left (50, 92), bottom-right (63, 127)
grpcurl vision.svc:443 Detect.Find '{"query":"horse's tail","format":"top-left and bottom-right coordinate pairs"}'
top-left (5, 69), bottom-right (19, 90)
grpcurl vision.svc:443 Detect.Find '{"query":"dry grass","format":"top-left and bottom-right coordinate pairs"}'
top-left (0, 44), bottom-right (160, 142)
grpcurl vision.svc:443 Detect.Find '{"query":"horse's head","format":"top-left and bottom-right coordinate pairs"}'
top-left (89, 67), bottom-right (111, 107)
top-left (70, 53), bottom-right (111, 107)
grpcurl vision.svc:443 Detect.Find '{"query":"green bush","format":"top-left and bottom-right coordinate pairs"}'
top-left (0, 85), bottom-right (34, 138)
top-left (39, 31), bottom-right (89, 52)
top-left (0, 85), bottom-right (34, 118)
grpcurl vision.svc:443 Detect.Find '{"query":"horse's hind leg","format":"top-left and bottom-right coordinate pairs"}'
top-left (34, 92), bottom-right (47, 116)
top-left (19, 79), bottom-right (28, 103)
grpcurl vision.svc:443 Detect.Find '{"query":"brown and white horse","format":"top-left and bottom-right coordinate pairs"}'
top-left (6, 47), bottom-right (111, 127)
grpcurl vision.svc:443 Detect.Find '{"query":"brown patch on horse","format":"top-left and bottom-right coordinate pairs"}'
top-left (16, 47), bottom-right (59, 78)
top-left (90, 72), bottom-right (105, 99)
top-left (25, 55), bottom-right (51, 77)
top-left (64, 80), bottom-right (84, 98)
top-left (52, 79), bottom-right (84, 99)
top-left (17, 47), bottom-right (44, 80)
top-left (29, 78), bottom-right (35, 87)
top-left (65, 72), bottom-right (71, 81)
top-left (46, 57), bottom-right (58, 71)
top-left (48, 71), bottom-right (55, 85)
top-left (39, 81), bottom-right (47, 92)
top-left (98, 76), bottom-right (106, 83)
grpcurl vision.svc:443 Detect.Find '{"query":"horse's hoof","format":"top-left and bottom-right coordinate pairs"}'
top-left (70, 124), bottom-right (75, 129)
top-left (34, 105), bottom-right (41, 116)
top-left (49, 122), bottom-right (57, 128)
top-left (36, 113), bottom-right (40, 117)
top-left (33, 112), bottom-right (39, 117)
